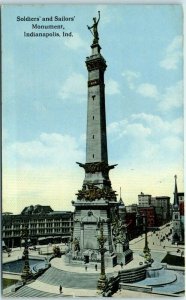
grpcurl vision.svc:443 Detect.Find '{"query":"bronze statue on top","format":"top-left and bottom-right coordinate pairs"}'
top-left (87, 11), bottom-right (100, 44)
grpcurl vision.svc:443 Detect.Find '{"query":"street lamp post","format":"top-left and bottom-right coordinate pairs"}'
top-left (46, 243), bottom-right (49, 265)
top-left (21, 224), bottom-right (32, 282)
top-left (97, 221), bottom-right (108, 291)
top-left (143, 214), bottom-right (152, 264)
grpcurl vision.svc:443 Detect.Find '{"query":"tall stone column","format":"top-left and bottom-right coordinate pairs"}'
top-left (71, 13), bottom-right (132, 267)
top-left (77, 44), bottom-right (117, 190)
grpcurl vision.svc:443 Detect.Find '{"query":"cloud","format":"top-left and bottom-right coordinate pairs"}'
top-left (3, 132), bottom-right (86, 214)
top-left (160, 35), bottom-right (183, 70)
top-left (136, 83), bottom-right (159, 98)
top-left (64, 32), bottom-right (89, 51)
top-left (6, 132), bottom-right (84, 168)
top-left (107, 113), bottom-right (183, 168)
top-left (136, 81), bottom-right (183, 112)
top-left (125, 123), bottom-right (151, 139)
top-left (122, 70), bottom-right (140, 90)
top-left (122, 66), bottom-right (182, 112)
top-left (106, 79), bottom-right (120, 95)
top-left (3, 166), bottom-right (83, 214)
top-left (158, 81), bottom-right (183, 111)
top-left (131, 113), bottom-right (183, 136)
top-left (161, 136), bottom-right (183, 152)
top-left (58, 72), bottom-right (86, 102)
top-left (108, 119), bottom-right (151, 139)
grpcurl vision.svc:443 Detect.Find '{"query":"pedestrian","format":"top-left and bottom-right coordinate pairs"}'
top-left (59, 285), bottom-right (62, 294)
top-left (85, 265), bottom-right (87, 271)
top-left (120, 262), bottom-right (123, 268)
top-left (95, 264), bottom-right (97, 271)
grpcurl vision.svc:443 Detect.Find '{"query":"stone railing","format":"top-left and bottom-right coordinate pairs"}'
top-left (102, 275), bottom-right (119, 297)
top-left (118, 265), bottom-right (147, 283)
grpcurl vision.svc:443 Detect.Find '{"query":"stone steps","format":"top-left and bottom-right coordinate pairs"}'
top-left (4, 285), bottom-right (66, 297)
top-left (38, 267), bottom-right (99, 289)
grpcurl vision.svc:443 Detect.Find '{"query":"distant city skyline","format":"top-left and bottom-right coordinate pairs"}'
top-left (2, 4), bottom-right (183, 214)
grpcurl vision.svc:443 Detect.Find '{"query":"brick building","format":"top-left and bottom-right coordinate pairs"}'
top-left (138, 206), bottom-right (157, 228)
top-left (2, 205), bottom-right (73, 248)
top-left (151, 196), bottom-right (171, 225)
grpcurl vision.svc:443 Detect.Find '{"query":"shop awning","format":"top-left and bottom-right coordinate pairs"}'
top-left (38, 237), bottom-right (46, 241)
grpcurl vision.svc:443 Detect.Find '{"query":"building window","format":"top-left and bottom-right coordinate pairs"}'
top-left (93, 135), bottom-right (94, 139)
top-left (93, 116), bottom-right (94, 120)
top-left (93, 154), bottom-right (94, 158)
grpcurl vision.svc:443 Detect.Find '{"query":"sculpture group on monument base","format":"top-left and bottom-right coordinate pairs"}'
top-left (76, 183), bottom-right (117, 201)
top-left (69, 238), bottom-right (101, 263)
top-left (112, 218), bottom-right (127, 243)
top-left (110, 206), bottom-right (133, 264)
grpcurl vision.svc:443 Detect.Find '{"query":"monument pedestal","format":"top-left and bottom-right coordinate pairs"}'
top-left (71, 198), bottom-right (119, 267)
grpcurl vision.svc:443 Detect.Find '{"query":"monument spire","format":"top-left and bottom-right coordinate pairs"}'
top-left (77, 11), bottom-right (117, 191)
top-left (86, 11), bottom-right (107, 165)
top-left (72, 15), bottom-right (133, 267)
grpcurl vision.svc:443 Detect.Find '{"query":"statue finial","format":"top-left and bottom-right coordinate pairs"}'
top-left (87, 11), bottom-right (101, 44)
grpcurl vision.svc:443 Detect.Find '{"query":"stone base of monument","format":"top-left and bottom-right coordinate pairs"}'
top-left (116, 248), bottom-right (133, 265)
top-left (105, 253), bottom-right (117, 267)
top-left (64, 251), bottom-right (118, 268)
top-left (64, 250), bottom-right (134, 268)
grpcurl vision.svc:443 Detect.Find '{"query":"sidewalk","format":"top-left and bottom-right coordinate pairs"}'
top-left (29, 280), bottom-right (98, 297)
top-left (51, 253), bottom-right (145, 274)
top-left (129, 223), bottom-right (184, 258)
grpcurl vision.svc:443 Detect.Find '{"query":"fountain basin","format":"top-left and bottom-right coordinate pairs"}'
top-left (3, 258), bottom-right (45, 274)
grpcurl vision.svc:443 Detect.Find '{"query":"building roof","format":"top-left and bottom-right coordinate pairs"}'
top-left (178, 192), bottom-right (184, 197)
top-left (48, 211), bottom-right (73, 215)
top-left (153, 196), bottom-right (170, 199)
top-left (138, 193), bottom-right (151, 196)
top-left (21, 205), bottom-right (53, 215)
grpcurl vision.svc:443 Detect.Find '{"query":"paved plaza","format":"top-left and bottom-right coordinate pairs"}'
top-left (3, 222), bottom-right (185, 297)
top-left (130, 223), bottom-right (184, 259)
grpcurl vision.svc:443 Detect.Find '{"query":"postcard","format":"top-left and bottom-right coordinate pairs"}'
top-left (2, 4), bottom-right (184, 298)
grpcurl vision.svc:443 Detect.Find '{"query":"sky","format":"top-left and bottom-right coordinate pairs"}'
top-left (2, 4), bottom-right (184, 214)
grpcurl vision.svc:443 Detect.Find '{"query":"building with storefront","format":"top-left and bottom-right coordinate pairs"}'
top-left (2, 205), bottom-right (73, 248)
